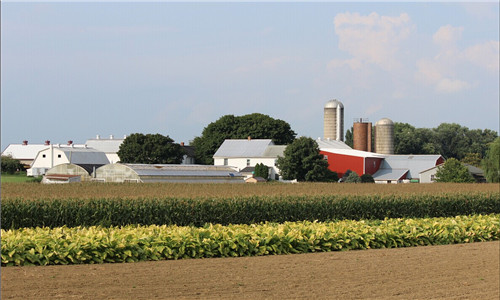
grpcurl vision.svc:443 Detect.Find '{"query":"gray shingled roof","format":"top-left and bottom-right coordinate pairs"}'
top-left (213, 139), bottom-right (274, 158)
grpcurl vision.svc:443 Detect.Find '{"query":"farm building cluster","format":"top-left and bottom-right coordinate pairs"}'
top-left (2, 100), bottom-right (482, 184)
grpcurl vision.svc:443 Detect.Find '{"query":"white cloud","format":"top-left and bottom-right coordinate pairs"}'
top-left (432, 25), bottom-right (463, 48)
top-left (435, 78), bottom-right (471, 94)
top-left (331, 12), bottom-right (412, 71)
top-left (464, 40), bottom-right (500, 72)
top-left (415, 25), bottom-right (498, 93)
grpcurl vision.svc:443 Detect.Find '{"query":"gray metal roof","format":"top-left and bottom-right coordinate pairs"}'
top-left (262, 145), bottom-right (286, 158)
top-left (123, 164), bottom-right (242, 177)
top-left (2, 144), bottom-right (49, 160)
top-left (372, 168), bottom-right (409, 181)
top-left (85, 138), bottom-right (124, 153)
top-left (213, 139), bottom-right (274, 158)
top-left (57, 148), bottom-right (110, 165)
top-left (379, 155), bottom-right (443, 179)
top-left (316, 139), bottom-right (352, 150)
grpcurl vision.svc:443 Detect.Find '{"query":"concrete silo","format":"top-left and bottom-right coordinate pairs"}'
top-left (324, 99), bottom-right (344, 141)
top-left (353, 118), bottom-right (372, 152)
top-left (374, 118), bottom-right (394, 154)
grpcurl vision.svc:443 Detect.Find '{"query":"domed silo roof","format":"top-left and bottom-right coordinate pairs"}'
top-left (375, 118), bottom-right (394, 126)
top-left (325, 99), bottom-right (344, 109)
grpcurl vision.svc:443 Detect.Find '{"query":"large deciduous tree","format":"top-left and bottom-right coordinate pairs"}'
top-left (482, 137), bottom-right (500, 183)
top-left (435, 158), bottom-right (474, 183)
top-left (276, 137), bottom-right (336, 182)
top-left (117, 133), bottom-right (185, 164)
top-left (192, 113), bottom-right (296, 164)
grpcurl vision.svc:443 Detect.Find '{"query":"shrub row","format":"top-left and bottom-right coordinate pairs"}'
top-left (2, 193), bottom-right (499, 229)
top-left (2, 214), bottom-right (498, 266)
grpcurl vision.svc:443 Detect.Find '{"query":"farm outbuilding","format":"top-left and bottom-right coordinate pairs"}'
top-left (373, 155), bottom-right (444, 183)
top-left (94, 163), bottom-right (244, 183)
top-left (42, 163), bottom-right (104, 183)
top-left (30, 145), bottom-right (110, 176)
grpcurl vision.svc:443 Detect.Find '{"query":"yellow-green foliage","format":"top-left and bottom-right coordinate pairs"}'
top-left (2, 214), bottom-right (499, 266)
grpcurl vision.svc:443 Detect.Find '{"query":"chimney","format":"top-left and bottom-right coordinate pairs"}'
top-left (110, 135), bottom-right (114, 139)
top-left (44, 140), bottom-right (50, 145)
top-left (96, 135), bottom-right (100, 139)
top-left (22, 140), bottom-right (28, 145)
top-left (67, 140), bottom-right (73, 145)
top-left (180, 142), bottom-right (185, 146)
top-left (247, 136), bottom-right (251, 141)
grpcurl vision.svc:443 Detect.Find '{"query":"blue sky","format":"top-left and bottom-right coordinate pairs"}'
top-left (1, 1), bottom-right (499, 149)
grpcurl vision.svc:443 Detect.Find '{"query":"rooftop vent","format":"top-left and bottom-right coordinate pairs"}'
top-left (22, 140), bottom-right (28, 145)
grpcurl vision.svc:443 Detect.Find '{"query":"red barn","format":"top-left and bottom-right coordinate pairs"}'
top-left (319, 148), bottom-right (385, 178)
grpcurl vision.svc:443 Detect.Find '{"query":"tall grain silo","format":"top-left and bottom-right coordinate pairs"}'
top-left (353, 118), bottom-right (372, 152)
top-left (374, 118), bottom-right (394, 154)
top-left (324, 99), bottom-right (344, 141)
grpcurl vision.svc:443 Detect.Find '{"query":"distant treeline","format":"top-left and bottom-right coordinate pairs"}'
top-left (345, 122), bottom-right (498, 162)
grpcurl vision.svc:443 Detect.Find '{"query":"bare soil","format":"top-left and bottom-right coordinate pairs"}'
top-left (2, 241), bottom-right (499, 300)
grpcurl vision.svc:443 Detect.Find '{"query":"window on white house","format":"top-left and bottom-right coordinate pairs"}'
top-left (224, 158), bottom-right (228, 166)
top-left (246, 159), bottom-right (250, 166)
top-left (58, 154), bottom-right (62, 158)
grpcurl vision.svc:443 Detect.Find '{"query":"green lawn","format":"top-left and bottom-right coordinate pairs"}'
top-left (1, 172), bottom-right (37, 183)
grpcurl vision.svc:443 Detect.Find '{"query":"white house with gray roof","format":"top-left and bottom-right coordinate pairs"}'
top-left (213, 138), bottom-right (285, 180)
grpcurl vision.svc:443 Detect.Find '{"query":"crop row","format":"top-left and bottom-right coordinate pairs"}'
top-left (2, 214), bottom-right (498, 266)
top-left (2, 193), bottom-right (499, 229)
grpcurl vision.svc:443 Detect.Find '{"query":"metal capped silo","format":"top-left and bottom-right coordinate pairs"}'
top-left (324, 99), bottom-right (344, 141)
top-left (353, 118), bottom-right (372, 152)
top-left (374, 118), bottom-right (394, 154)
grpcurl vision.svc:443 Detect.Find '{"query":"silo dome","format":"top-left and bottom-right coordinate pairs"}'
top-left (324, 99), bottom-right (344, 141)
top-left (375, 118), bottom-right (394, 126)
top-left (325, 99), bottom-right (344, 109)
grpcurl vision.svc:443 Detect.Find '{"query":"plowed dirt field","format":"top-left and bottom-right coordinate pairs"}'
top-left (2, 241), bottom-right (499, 299)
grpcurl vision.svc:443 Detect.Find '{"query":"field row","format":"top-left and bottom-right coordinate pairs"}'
top-left (2, 182), bottom-right (498, 200)
top-left (2, 193), bottom-right (499, 229)
top-left (2, 214), bottom-right (498, 266)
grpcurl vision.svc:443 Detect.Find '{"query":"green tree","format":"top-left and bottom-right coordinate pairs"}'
top-left (461, 153), bottom-right (482, 168)
top-left (360, 173), bottom-right (375, 183)
top-left (1, 155), bottom-right (23, 174)
top-left (344, 171), bottom-right (361, 183)
top-left (276, 137), bottom-right (335, 182)
top-left (345, 127), bottom-right (353, 148)
top-left (192, 113), bottom-right (296, 164)
top-left (253, 163), bottom-right (269, 180)
top-left (117, 133), bottom-right (185, 164)
top-left (482, 137), bottom-right (500, 183)
top-left (435, 158), bottom-right (474, 183)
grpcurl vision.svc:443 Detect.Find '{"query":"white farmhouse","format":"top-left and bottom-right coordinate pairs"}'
top-left (29, 144), bottom-right (110, 176)
top-left (213, 138), bottom-right (285, 180)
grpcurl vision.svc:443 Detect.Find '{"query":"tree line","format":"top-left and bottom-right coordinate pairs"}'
top-left (345, 122), bottom-right (497, 164)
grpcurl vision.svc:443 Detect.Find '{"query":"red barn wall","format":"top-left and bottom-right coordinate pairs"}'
top-left (320, 151), bottom-right (364, 178)
top-left (365, 157), bottom-right (384, 175)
